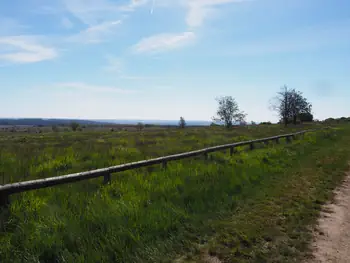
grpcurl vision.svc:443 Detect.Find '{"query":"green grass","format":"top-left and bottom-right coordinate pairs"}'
top-left (0, 124), bottom-right (349, 263)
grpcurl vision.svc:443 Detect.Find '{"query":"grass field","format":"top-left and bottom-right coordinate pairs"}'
top-left (1, 123), bottom-right (350, 263)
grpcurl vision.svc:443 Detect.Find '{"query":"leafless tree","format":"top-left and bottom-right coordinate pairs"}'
top-left (270, 85), bottom-right (292, 127)
top-left (270, 85), bottom-right (312, 126)
top-left (179, 117), bottom-right (186, 128)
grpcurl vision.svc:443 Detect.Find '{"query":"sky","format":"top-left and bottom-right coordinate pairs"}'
top-left (0, 0), bottom-right (349, 122)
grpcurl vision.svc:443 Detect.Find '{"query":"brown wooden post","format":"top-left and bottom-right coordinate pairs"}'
top-left (0, 191), bottom-right (9, 207)
top-left (162, 161), bottom-right (167, 169)
top-left (103, 173), bottom-right (111, 184)
top-left (250, 143), bottom-right (254, 150)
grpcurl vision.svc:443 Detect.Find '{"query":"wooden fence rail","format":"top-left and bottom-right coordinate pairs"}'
top-left (0, 128), bottom-right (326, 206)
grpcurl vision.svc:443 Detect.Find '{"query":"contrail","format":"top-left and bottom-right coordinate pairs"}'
top-left (150, 0), bottom-right (155, 14)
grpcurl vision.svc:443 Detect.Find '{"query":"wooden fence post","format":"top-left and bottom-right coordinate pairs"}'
top-left (0, 129), bottom-right (320, 201)
top-left (0, 191), bottom-right (9, 207)
top-left (103, 172), bottom-right (111, 184)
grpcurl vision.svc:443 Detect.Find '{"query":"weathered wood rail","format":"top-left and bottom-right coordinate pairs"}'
top-left (0, 128), bottom-right (325, 206)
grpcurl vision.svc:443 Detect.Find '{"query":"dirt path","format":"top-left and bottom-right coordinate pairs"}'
top-left (308, 168), bottom-right (350, 263)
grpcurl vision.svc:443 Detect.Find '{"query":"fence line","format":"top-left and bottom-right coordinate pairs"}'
top-left (0, 128), bottom-right (326, 206)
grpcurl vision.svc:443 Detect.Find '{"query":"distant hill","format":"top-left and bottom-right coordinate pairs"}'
top-left (94, 119), bottom-right (212, 126)
top-left (0, 118), bottom-right (107, 127)
top-left (0, 118), bottom-right (212, 127)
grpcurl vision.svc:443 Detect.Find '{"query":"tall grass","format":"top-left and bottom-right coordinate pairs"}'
top-left (0, 125), bottom-right (317, 184)
top-left (0, 124), bottom-right (348, 263)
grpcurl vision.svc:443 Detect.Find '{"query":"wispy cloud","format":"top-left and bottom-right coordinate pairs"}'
top-left (128, 0), bottom-right (246, 55)
top-left (0, 36), bottom-right (58, 64)
top-left (120, 0), bottom-right (150, 11)
top-left (62, 0), bottom-right (154, 26)
top-left (104, 55), bottom-right (123, 73)
top-left (133, 31), bottom-right (195, 53)
top-left (0, 17), bottom-right (28, 36)
top-left (54, 82), bottom-right (136, 94)
top-left (63, 0), bottom-right (109, 25)
top-left (61, 17), bottom-right (74, 29)
top-left (184, 0), bottom-right (248, 28)
top-left (68, 20), bottom-right (122, 43)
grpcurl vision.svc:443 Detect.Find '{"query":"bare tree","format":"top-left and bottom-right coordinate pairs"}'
top-left (179, 117), bottom-right (186, 128)
top-left (270, 85), bottom-right (312, 126)
top-left (213, 96), bottom-right (246, 128)
top-left (270, 85), bottom-right (292, 127)
top-left (290, 90), bottom-right (312, 124)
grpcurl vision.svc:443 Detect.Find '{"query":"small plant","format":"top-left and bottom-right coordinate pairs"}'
top-left (70, 122), bottom-right (80, 131)
top-left (1, 123), bottom-right (349, 263)
top-left (136, 122), bottom-right (144, 131)
top-left (210, 122), bottom-right (221, 127)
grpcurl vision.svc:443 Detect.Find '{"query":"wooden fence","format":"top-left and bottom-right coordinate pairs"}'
top-left (0, 128), bottom-right (325, 206)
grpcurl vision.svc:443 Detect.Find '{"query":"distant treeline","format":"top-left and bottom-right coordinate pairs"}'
top-left (0, 118), bottom-right (105, 127)
top-left (323, 117), bottom-right (350, 123)
top-left (0, 116), bottom-right (348, 128)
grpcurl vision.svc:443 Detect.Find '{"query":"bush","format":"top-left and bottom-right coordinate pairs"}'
top-left (136, 122), bottom-right (144, 131)
top-left (260, 122), bottom-right (272, 125)
top-left (52, 125), bottom-right (59, 132)
top-left (70, 122), bottom-right (80, 131)
top-left (179, 117), bottom-right (186, 128)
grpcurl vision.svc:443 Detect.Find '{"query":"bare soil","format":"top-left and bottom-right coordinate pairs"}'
top-left (308, 167), bottom-right (350, 263)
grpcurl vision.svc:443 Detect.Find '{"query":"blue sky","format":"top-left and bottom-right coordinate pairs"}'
top-left (0, 0), bottom-right (349, 122)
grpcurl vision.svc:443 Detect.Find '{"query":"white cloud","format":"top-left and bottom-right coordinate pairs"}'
top-left (183, 0), bottom-right (248, 28)
top-left (133, 31), bottom-right (195, 53)
top-left (0, 36), bottom-right (57, 64)
top-left (62, 0), bottom-right (155, 26)
top-left (54, 82), bottom-right (136, 94)
top-left (62, 0), bottom-right (123, 26)
top-left (62, 0), bottom-right (108, 25)
top-left (120, 0), bottom-right (150, 11)
top-left (62, 17), bottom-right (74, 29)
top-left (104, 55), bottom-right (123, 73)
top-left (68, 20), bottom-right (122, 43)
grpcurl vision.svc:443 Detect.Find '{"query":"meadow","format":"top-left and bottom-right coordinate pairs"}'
top-left (1, 123), bottom-right (350, 263)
